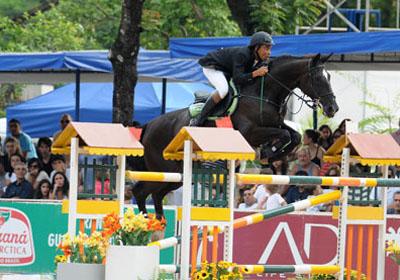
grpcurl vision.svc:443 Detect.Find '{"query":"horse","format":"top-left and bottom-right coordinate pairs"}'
top-left (131, 54), bottom-right (339, 219)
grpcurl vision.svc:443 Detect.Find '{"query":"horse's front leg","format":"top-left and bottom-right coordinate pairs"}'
top-left (241, 126), bottom-right (293, 160)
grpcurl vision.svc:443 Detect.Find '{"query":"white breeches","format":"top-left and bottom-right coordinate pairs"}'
top-left (202, 67), bottom-right (229, 99)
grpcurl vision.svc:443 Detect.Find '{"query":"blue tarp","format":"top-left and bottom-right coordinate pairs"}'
top-left (169, 31), bottom-right (400, 58)
top-left (0, 50), bottom-right (206, 83)
top-left (6, 82), bottom-right (212, 137)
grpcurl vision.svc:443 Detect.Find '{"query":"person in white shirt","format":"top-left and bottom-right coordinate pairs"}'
top-left (238, 186), bottom-right (258, 210)
top-left (258, 185), bottom-right (287, 210)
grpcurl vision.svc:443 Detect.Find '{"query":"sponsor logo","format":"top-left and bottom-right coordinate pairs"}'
top-left (0, 208), bottom-right (35, 266)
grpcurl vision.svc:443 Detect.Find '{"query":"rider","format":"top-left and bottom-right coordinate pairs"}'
top-left (190, 31), bottom-right (274, 126)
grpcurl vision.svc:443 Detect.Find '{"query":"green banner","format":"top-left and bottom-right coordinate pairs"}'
top-left (0, 200), bottom-right (176, 274)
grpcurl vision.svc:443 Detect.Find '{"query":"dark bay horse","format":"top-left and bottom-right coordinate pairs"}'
top-left (131, 54), bottom-right (339, 218)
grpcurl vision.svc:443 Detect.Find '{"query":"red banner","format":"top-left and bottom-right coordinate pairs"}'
top-left (229, 212), bottom-right (400, 280)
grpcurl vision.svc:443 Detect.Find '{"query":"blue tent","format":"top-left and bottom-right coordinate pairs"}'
top-left (0, 50), bottom-right (206, 83)
top-left (6, 82), bottom-right (212, 137)
top-left (169, 31), bottom-right (400, 70)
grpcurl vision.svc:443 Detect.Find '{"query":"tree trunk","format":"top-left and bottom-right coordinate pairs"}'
top-left (226, 0), bottom-right (254, 35)
top-left (109, 0), bottom-right (144, 126)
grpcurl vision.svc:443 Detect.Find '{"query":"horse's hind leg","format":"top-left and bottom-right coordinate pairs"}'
top-left (152, 183), bottom-right (180, 220)
top-left (131, 181), bottom-right (150, 215)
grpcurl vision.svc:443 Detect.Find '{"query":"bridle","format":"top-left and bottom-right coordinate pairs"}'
top-left (240, 60), bottom-right (335, 125)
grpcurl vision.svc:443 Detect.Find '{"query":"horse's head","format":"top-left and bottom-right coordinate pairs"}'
top-left (298, 54), bottom-right (339, 118)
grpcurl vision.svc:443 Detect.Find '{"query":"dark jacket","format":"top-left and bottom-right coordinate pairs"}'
top-left (3, 179), bottom-right (33, 199)
top-left (198, 46), bottom-right (256, 86)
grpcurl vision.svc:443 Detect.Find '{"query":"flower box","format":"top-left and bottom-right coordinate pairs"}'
top-left (105, 245), bottom-right (159, 280)
top-left (57, 262), bottom-right (105, 280)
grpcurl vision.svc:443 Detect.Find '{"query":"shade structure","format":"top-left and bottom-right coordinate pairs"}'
top-left (6, 82), bottom-right (212, 137)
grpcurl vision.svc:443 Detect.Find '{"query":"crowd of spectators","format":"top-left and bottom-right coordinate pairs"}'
top-left (0, 115), bottom-right (73, 200)
top-left (235, 118), bottom-right (400, 215)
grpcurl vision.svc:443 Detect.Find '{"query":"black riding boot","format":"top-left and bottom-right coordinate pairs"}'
top-left (190, 96), bottom-right (218, 126)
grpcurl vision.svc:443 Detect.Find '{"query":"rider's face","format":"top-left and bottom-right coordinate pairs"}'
top-left (257, 44), bottom-right (272, 61)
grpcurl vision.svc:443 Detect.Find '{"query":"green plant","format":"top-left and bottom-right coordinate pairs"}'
top-left (192, 261), bottom-right (243, 280)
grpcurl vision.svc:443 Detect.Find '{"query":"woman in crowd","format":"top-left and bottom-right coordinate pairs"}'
top-left (50, 171), bottom-right (69, 200)
top-left (318, 124), bottom-right (333, 150)
top-left (26, 158), bottom-right (49, 190)
top-left (34, 179), bottom-right (52, 199)
top-left (303, 129), bottom-right (326, 167)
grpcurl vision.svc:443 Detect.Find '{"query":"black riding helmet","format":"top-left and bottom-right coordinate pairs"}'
top-left (249, 31), bottom-right (274, 48)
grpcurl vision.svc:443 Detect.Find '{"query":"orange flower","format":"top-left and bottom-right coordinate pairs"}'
top-left (147, 216), bottom-right (166, 231)
top-left (102, 212), bottom-right (121, 238)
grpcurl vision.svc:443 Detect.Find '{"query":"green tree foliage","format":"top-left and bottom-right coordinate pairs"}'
top-left (228, 0), bottom-right (324, 35)
top-left (142, 0), bottom-right (240, 49)
top-left (0, 0), bottom-right (41, 18)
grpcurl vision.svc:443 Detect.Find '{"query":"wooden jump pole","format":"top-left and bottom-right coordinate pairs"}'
top-left (202, 226), bottom-right (208, 263)
top-left (346, 225), bottom-right (354, 280)
top-left (356, 225), bottom-right (364, 280)
top-left (191, 226), bottom-right (198, 276)
top-left (366, 225), bottom-right (373, 279)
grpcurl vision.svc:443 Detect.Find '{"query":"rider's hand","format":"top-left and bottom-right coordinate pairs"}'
top-left (252, 66), bottom-right (269, 78)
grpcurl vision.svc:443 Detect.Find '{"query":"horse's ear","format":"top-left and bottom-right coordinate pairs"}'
top-left (321, 53), bottom-right (334, 64)
top-left (311, 53), bottom-right (321, 66)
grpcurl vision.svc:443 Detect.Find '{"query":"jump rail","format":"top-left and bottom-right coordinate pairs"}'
top-left (149, 190), bottom-right (342, 249)
top-left (159, 264), bottom-right (340, 275)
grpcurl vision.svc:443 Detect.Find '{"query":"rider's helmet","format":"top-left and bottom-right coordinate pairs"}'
top-left (249, 31), bottom-right (274, 48)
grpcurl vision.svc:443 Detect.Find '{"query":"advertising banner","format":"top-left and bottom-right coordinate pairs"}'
top-left (233, 211), bottom-right (400, 280)
top-left (0, 200), bottom-right (176, 274)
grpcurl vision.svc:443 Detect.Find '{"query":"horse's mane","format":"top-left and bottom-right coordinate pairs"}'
top-left (269, 55), bottom-right (308, 67)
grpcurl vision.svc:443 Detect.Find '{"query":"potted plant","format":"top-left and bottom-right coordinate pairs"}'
top-left (55, 231), bottom-right (108, 280)
top-left (102, 209), bottom-right (166, 280)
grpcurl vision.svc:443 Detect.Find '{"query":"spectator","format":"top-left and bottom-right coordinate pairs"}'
top-left (124, 183), bottom-right (134, 204)
top-left (388, 191), bottom-right (400, 214)
top-left (53, 114), bottom-right (73, 140)
top-left (50, 171), bottom-right (69, 200)
top-left (258, 185), bottom-right (286, 210)
top-left (271, 158), bottom-right (288, 175)
top-left (26, 158), bottom-right (50, 191)
top-left (50, 155), bottom-right (70, 181)
top-left (95, 169), bottom-right (110, 195)
top-left (5, 153), bottom-right (25, 185)
top-left (37, 137), bottom-right (54, 176)
top-left (303, 129), bottom-right (326, 167)
top-left (2, 162), bottom-right (33, 199)
top-left (238, 186), bottom-right (258, 210)
top-left (332, 128), bottom-right (343, 144)
top-left (253, 168), bottom-right (274, 204)
top-left (34, 179), bottom-right (52, 199)
top-left (318, 124), bottom-right (333, 150)
top-left (285, 171), bottom-right (313, 204)
top-left (337, 118), bottom-right (351, 134)
top-left (290, 146), bottom-right (320, 176)
top-left (326, 164), bottom-right (341, 177)
top-left (306, 185), bottom-right (324, 212)
top-left (0, 161), bottom-right (7, 197)
top-left (8, 119), bottom-right (37, 160)
top-left (2, 136), bottom-right (22, 173)
top-left (391, 118), bottom-right (400, 145)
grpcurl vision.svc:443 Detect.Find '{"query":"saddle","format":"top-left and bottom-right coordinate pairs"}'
top-left (188, 80), bottom-right (239, 120)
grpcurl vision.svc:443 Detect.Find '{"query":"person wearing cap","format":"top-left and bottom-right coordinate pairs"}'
top-left (190, 31), bottom-right (274, 126)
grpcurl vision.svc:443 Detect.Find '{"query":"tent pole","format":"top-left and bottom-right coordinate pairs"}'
top-left (75, 69), bottom-right (81, 121)
top-left (161, 78), bottom-right (167, 115)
